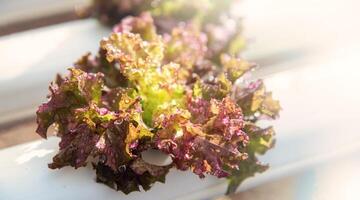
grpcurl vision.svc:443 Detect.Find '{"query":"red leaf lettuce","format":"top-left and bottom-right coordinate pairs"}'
top-left (36, 13), bottom-right (280, 194)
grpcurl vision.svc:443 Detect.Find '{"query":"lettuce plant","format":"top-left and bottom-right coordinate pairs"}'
top-left (36, 13), bottom-right (280, 195)
top-left (92, 0), bottom-right (245, 61)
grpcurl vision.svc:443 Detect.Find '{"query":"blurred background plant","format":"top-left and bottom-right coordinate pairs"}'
top-left (90, 0), bottom-right (246, 62)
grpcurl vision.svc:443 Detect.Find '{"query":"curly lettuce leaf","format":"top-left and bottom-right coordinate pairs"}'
top-left (36, 68), bottom-right (169, 193)
top-left (226, 123), bottom-right (275, 194)
top-left (94, 158), bottom-right (170, 194)
top-left (235, 80), bottom-right (281, 121)
top-left (100, 31), bottom-right (186, 125)
top-left (221, 54), bottom-right (256, 83)
top-left (152, 96), bottom-right (249, 178)
top-left (113, 12), bottom-right (158, 42)
top-left (163, 24), bottom-right (207, 70)
top-left (74, 50), bottom-right (128, 88)
top-left (36, 68), bottom-right (104, 138)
